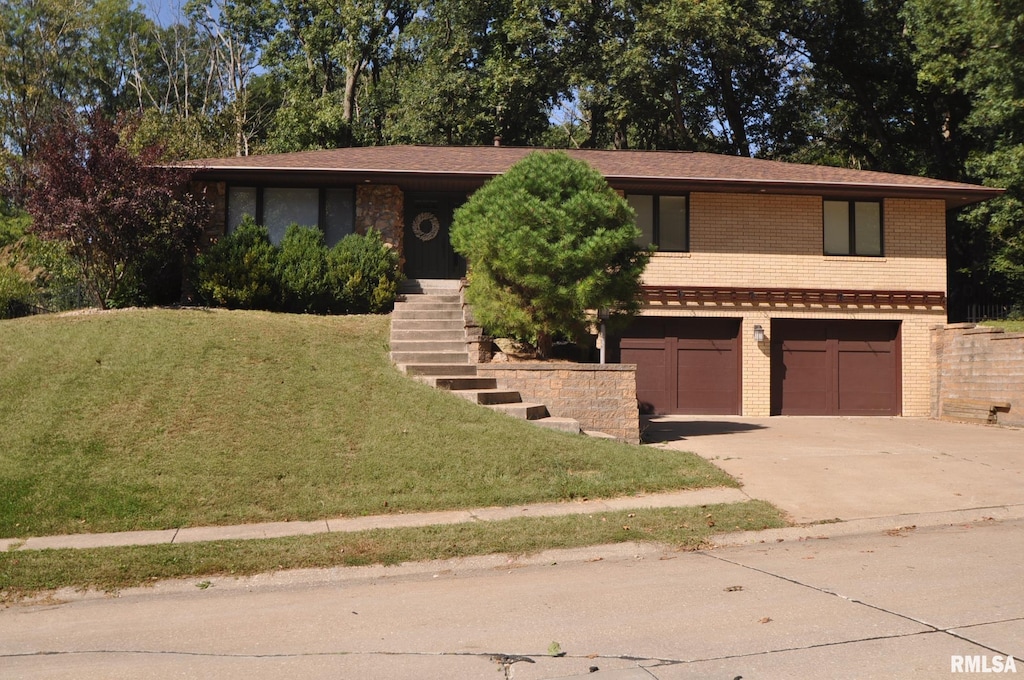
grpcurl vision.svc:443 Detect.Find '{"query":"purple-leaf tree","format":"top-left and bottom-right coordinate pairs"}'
top-left (26, 111), bottom-right (210, 309)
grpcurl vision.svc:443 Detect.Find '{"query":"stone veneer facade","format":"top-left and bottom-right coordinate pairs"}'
top-left (475, 363), bottom-right (640, 443)
top-left (195, 181), bottom-right (227, 243)
top-left (355, 184), bottom-right (404, 251)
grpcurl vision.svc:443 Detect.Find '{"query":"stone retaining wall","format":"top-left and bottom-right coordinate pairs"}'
top-left (475, 363), bottom-right (639, 443)
top-left (931, 323), bottom-right (1024, 427)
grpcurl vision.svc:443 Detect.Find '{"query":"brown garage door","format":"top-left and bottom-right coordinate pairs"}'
top-left (619, 318), bottom-right (741, 415)
top-left (771, 320), bottom-right (901, 416)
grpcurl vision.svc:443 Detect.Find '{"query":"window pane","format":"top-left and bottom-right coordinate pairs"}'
top-left (627, 195), bottom-right (654, 246)
top-left (264, 187), bottom-right (320, 245)
top-left (658, 195), bottom-right (688, 251)
top-left (227, 187), bottom-right (257, 232)
top-left (324, 188), bottom-right (354, 247)
top-left (823, 200), bottom-right (850, 255)
top-left (854, 202), bottom-right (882, 256)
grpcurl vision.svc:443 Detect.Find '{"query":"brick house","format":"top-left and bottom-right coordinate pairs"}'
top-left (186, 145), bottom-right (1001, 418)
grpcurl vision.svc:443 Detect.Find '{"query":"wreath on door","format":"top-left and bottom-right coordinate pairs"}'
top-left (411, 212), bottom-right (441, 241)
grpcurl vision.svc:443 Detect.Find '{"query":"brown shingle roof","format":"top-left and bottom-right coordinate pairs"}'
top-left (183, 145), bottom-right (1002, 208)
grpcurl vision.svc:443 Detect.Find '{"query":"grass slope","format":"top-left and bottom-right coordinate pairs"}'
top-left (0, 308), bottom-right (735, 538)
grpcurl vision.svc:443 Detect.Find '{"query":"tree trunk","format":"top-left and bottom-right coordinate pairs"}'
top-left (535, 331), bottom-right (553, 360)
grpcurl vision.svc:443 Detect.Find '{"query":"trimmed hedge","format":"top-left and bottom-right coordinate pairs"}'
top-left (194, 219), bottom-right (401, 314)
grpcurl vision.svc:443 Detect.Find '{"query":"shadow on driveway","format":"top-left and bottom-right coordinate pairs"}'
top-left (641, 416), bottom-right (767, 443)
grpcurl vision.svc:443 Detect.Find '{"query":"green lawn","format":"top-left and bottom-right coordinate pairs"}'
top-left (980, 319), bottom-right (1024, 332)
top-left (0, 502), bottom-right (785, 599)
top-left (0, 308), bottom-right (737, 538)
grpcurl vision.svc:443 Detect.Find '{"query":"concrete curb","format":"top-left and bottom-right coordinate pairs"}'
top-left (709, 502), bottom-right (1024, 547)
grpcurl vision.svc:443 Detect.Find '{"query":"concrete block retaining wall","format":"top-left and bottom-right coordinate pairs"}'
top-left (931, 323), bottom-right (1024, 427)
top-left (475, 363), bottom-right (640, 444)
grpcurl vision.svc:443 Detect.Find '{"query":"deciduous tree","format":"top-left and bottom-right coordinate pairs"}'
top-left (26, 111), bottom-right (209, 308)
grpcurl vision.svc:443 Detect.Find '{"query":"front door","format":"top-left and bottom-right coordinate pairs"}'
top-left (403, 193), bottom-right (466, 280)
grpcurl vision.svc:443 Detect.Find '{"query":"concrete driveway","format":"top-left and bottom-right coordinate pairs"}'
top-left (644, 416), bottom-right (1024, 524)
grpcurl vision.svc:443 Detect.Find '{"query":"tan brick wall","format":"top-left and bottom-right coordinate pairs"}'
top-left (475, 364), bottom-right (640, 443)
top-left (635, 193), bottom-right (948, 417)
top-left (633, 306), bottom-right (943, 417)
top-left (931, 324), bottom-right (1024, 426)
top-left (642, 194), bottom-right (947, 292)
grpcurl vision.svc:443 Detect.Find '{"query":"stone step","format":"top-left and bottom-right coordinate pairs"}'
top-left (392, 308), bottom-right (464, 321)
top-left (419, 376), bottom-right (499, 390)
top-left (400, 279), bottom-right (462, 295)
top-left (453, 389), bottom-right (524, 405)
top-left (389, 339), bottom-right (468, 353)
top-left (393, 300), bottom-right (463, 311)
top-left (398, 363), bottom-right (478, 377)
top-left (390, 318), bottom-right (466, 331)
top-left (535, 417), bottom-right (583, 434)
top-left (396, 292), bottom-right (462, 301)
top-left (390, 351), bottom-right (469, 364)
top-left (390, 329), bottom-right (467, 342)
top-left (488, 402), bottom-right (549, 420)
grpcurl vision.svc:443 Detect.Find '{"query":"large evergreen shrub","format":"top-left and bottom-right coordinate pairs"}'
top-left (451, 151), bottom-right (650, 358)
top-left (194, 218), bottom-right (279, 309)
top-left (328, 229), bottom-right (401, 314)
top-left (277, 225), bottom-right (331, 313)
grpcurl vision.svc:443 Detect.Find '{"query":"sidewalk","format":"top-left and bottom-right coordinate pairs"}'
top-left (0, 487), bottom-right (749, 552)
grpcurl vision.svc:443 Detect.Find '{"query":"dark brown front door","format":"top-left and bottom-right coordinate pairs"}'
top-left (403, 193), bottom-right (466, 280)
top-left (771, 319), bottom-right (901, 416)
top-left (619, 317), bottom-right (741, 415)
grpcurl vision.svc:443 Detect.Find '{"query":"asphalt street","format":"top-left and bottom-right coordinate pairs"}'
top-left (2, 515), bottom-right (1022, 679)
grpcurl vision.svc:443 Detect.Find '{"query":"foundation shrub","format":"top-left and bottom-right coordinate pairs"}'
top-left (194, 217), bottom-right (279, 309)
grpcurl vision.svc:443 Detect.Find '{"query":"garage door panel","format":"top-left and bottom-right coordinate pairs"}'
top-left (772, 320), bottom-right (899, 416)
top-left (621, 344), bottom-right (672, 415)
top-left (777, 346), bottom-right (830, 415)
top-left (838, 340), bottom-right (894, 353)
top-left (837, 348), bottom-right (895, 414)
top-left (677, 347), bottom-right (739, 414)
top-left (620, 318), bottom-right (741, 415)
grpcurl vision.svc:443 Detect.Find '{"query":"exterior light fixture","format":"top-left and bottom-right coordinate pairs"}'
top-left (753, 324), bottom-right (765, 343)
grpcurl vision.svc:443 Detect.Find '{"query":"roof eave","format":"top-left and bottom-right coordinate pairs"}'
top-left (185, 164), bottom-right (1005, 210)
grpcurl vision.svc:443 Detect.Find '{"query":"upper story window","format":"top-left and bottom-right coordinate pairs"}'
top-left (626, 194), bottom-right (689, 252)
top-left (227, 186), bottom-right (355, 247)
top-left (823, 200), bottom-right (882, 256)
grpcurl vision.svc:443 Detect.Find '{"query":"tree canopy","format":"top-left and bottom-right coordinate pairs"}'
top-left (1, 0), bottom-right (1023, 316)
top-left (25, 111), bottom-right (209, 308)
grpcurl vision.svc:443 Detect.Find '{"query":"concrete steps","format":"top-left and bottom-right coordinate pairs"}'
top-left (454, 389), bottom-right (525, 406)
top-left (399, 363), bottom-right (479, 377)
top-left (390, 279), bottom-right (582, 435)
